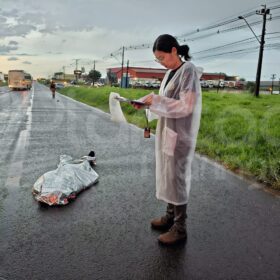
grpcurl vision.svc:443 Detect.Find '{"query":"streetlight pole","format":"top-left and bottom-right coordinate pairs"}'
top-left (237, 16), bottom-right (260, 44)
top-left (238, 5), bottom-right (270, 97)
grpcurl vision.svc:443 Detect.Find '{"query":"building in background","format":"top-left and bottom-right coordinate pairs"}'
top-left (106, 67), bottom-right (167, 87)
top-left (53, 72), bottom-right (76, 81)
top-left (201, 72), bottom-right (227, 81)
top-left (106, 67), bottom-right (244, 89)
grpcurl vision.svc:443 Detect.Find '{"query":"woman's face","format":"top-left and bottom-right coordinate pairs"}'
top-left (154, 47), bottom-right (181, 69)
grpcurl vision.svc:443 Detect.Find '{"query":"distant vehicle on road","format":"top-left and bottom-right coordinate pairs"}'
top-left (200, 80), bottom-right (209, 88)
top-left (151, 82), bottom-right (160, 88)
top-left (207, 80), bottom-right (214, 88)
top-left (200, 80), bottom-right (214, 88)
top-left (8, 70), bottom-right (32, 90)
top-left (94, 82), bottom-right (104, 87)
top-left (235, 80), bottom-right (246, 90)
top-left (55, 83), bottom-right (64, 89)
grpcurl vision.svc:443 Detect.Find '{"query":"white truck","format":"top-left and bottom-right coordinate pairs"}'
top-left (8, 70), bottom-right (32, 90)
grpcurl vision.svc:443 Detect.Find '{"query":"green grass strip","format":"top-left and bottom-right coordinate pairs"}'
top-left (60, 86), bottom-right (280, 191)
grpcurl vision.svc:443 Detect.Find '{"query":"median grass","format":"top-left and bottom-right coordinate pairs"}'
top-left (60, 86), bottom-right (280, 191)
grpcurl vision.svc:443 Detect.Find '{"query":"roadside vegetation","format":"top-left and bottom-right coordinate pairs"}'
top-left (59, 86), bottom-right (280, 191)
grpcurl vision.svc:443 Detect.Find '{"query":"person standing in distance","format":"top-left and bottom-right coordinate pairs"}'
top-left (133, 34), bottom-right (202, 245)
top-left (50, 81), bottom-right (56, 99)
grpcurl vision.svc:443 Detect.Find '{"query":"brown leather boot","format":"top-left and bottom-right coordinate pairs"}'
top-left (158, 204), bottom-right (187, 245)
top-left (151, 203), bottom-right (174, 230)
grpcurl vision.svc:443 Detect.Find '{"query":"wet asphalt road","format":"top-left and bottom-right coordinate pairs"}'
top-left (0, 83), bottom-right (279, 280)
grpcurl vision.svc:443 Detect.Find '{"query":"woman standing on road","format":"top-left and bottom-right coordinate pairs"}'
top-left (133, 34), bottom-right (202, 245)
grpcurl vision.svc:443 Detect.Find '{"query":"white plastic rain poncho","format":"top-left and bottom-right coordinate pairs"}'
top-left (148, 62), bottom-right (202, 205)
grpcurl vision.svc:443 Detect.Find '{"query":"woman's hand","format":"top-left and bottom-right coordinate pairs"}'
top-left (131, 102), bottom-right (144, 110)
top-left (132, 93), bottom-right (154, 110)
top-left (142, 95), bottom-right (153, 106)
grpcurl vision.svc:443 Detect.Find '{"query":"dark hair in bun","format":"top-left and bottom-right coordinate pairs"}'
top-left (152, 34), bottom-right (191, 61)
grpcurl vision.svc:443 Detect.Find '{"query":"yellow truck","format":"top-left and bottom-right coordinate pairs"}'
top-left (8, 70), bottom-right (32, 90)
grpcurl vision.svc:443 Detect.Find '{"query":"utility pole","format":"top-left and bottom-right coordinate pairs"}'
top-left (271, 74), bottom-right (276, 94)
top-left (62, 66), bottom-right (65, 80)
top-left (217, 72), bottom-right (221, 93)
top-left (75, 59), bottom-right (79, 70)
top-left (92, 60), bottom-right (96, 86)
top-left (255, 5), bottom-right (270, 97)
top-left (121, 47), bottom-right (124, 88)
top-left (126, 60), bottom-right (129, 88)
top-left (238, 5), bottom-right (271, 97)
top-left (74, 59), bottom-right (80, 82)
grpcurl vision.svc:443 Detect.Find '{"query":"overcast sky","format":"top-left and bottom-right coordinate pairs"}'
top-left (0, 0), bottom-right (279, 80)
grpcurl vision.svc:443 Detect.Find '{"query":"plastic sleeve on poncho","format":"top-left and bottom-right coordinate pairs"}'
top-left (146, 108), bottom-right (158, 122)
top-left (149, 66), bottom-right (199, 119)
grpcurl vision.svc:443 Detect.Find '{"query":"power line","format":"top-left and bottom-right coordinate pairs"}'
top-left (192, 33), bottom-right (280, 56)
top-left (194, 46), bottom-right (260, 60)
top-left (184, 16), bottom-right (280, 43)
top-left (192, 37), bottom-right (258, 55)
top-left (269, 4), bottom-right (280, 10)
top-left (178, 7), bottom-right (279, 40)
top-left (130, 44), bottom-right (279, 66)
top-left (104, 4), bottom-right (279, 60)
top-left (66, 4), bottom-right (279, 81)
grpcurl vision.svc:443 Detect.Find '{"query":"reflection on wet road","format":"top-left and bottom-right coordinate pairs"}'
top-left (5, 87), bottom-right (34, 187)
top-left (0, 87), bottom-right (33, 187)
